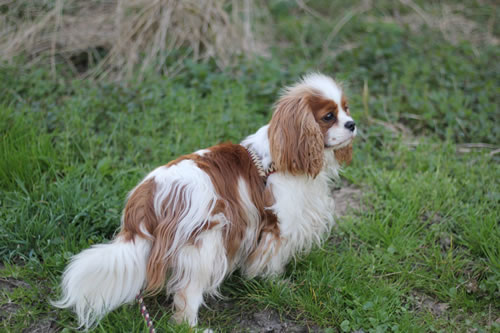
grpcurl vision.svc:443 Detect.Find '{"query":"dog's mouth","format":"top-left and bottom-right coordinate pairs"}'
top-left (325, 138), bottom-right (353, 150)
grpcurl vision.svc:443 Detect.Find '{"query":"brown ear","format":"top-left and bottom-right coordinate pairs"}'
top-left (269, 94), bottom-right (324, 177)
top-left (334, 143), bottom-right (353, 165)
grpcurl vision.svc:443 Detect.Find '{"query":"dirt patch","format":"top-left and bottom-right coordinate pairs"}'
top-left (0, 302), bottom-right (20, 322)
top-left (0, 270), bottom-right (33, 327)
top-left (0, 277), bottom-right (30, 294)
top-left (0, 275), bottom-right (30, 321)
top-left (22, 318), bottom-right (58, 333)
top-left (233, 308), bottom-right (321, 333)
top-left (409, 291), bottom-right (449, 317)
top-left (201, 296), bottom-right (321, 332)
top-left (332, 185), bottom-right (363, 218)
top-left (421, 211), bottom-right (443, 225)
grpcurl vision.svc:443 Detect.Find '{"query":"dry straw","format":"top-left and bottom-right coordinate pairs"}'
top-left (0, 0), bottom-right (267, 80)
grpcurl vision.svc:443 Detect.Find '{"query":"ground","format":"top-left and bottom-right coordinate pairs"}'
top-left (0, 0), bottom-right (499, 332)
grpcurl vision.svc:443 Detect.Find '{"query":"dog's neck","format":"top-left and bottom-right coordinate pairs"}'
top-left (240, 125), bottom-right (273, 172)
top-left (241, 125), bottom-right (341, 180)
top-left (245, 146), bottom-right (276, 179)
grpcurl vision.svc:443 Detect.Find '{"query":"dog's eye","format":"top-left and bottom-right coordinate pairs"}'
top-left (322, 112), bottom-right (335, 122)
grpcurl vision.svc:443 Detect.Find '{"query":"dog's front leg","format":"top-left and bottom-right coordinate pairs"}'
top-left (243, 230), bottom-right (288, 278)
top-left (171, 283), bottom-right (204, 326)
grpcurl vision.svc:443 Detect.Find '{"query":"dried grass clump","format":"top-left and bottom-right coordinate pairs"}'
top-left (0, 0), bottom-right (267, 80)
top-left (394, 1), bottom-right (498, 50)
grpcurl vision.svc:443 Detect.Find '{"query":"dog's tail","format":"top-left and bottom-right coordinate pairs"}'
top-left (52, 235), bottom-right (151, 328)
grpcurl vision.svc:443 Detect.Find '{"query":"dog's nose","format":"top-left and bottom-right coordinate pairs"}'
top-left (344, 121), bottom-right (356, 132)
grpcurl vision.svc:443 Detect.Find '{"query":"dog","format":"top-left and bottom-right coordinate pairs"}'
top-left (53, 73), bottom-right (357, 328)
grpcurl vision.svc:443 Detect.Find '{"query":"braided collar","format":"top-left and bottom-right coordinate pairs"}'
top-left (245, 146), bottom-right (276, 180)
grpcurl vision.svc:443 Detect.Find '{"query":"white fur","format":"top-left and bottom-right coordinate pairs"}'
top-left (171, 229), bottom-right (228, 325)
top-left (52, 236), bottom-right (151, 328)
top-left (242, 151), bottom-right (338, 278)
top-left (195, 149), bottom-right (210, 156)
top-left (325, 109), bottom-right (357, 149)
top-left (240, 125), bottom-right (272, 170)
top-left (301, 73), bottom-right (342, 105)
top-left (263, 166), bottom-right (336, 272)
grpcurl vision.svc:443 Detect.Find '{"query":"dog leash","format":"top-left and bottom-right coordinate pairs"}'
top-left (136, 291), bottom-right (155, 333)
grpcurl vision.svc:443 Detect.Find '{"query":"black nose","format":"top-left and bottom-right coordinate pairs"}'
top-left (344, 121), bottom-right (356, 132)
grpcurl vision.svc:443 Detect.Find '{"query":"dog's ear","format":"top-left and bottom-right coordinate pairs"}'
top-left (269, 94), bottom-right (324, 177)
top-left (334, 143), bottom-right (353, 165)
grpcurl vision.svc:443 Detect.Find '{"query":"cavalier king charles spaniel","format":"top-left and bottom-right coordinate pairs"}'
top-left (54, 73), bottom-right (357, 328)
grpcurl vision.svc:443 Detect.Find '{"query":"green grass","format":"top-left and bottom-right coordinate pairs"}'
top-left (1, 0), bottom-right (499, 332)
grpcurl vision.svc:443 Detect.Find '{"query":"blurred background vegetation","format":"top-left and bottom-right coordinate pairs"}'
top-left (1, 0), bottom-right (498, 143)
top-left (0, 0), bottom-right (499, 332)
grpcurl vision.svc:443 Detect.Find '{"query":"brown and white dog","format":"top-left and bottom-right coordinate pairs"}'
top-left (53, 73), bottom-right (357, 328)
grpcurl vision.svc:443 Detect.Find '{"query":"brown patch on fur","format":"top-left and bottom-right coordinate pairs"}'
top-left (307, 93), bottom-right (353, 165)
top-left (145, 184), bottom-right (190, 294)
top-left (119, 179), bottom-right (158, 241)
top-left (165, 153), bottom-right (198, 167)
top-left (211, 199), bottom-right (227, 216)
top-left (334, 143), bottom-right (353, 165)
top-left (195, 143), bottom-right (269, 261)
top-left (260, 185), bottom-right (280, 238)
top-left (263, 184), bottom-right (275, 208)
top-left (269, 90), bottom-right (325, 177)
top-left (204, 220), bottom-right (220, 230)
top-left (200, 200), bottom-right (225, 232)
top-left (341, 94), bottom-right (349, 115)
top-left (307, 94), bottom-right (339, 138)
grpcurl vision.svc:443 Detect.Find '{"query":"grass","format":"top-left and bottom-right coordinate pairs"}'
top-left (1, 0), bottom-right (499, 332)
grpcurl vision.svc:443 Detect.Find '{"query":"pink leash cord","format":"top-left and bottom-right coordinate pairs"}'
top-left (136, 292), bottom-right (155, 333)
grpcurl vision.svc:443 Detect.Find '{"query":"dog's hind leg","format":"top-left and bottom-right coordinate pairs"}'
top-left (169, 228), bottom-right (228, 326)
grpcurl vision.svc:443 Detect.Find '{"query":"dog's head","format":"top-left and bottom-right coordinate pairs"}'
top-left (268, 73), bottom-right (357, 177)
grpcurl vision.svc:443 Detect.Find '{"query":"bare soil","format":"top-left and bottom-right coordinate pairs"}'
top-left (332, 184), bottom-right (363, 218)
top-left (410, 291), bottom-right (450, 317)
top-left (232, 308), bottom-right (322, 333)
